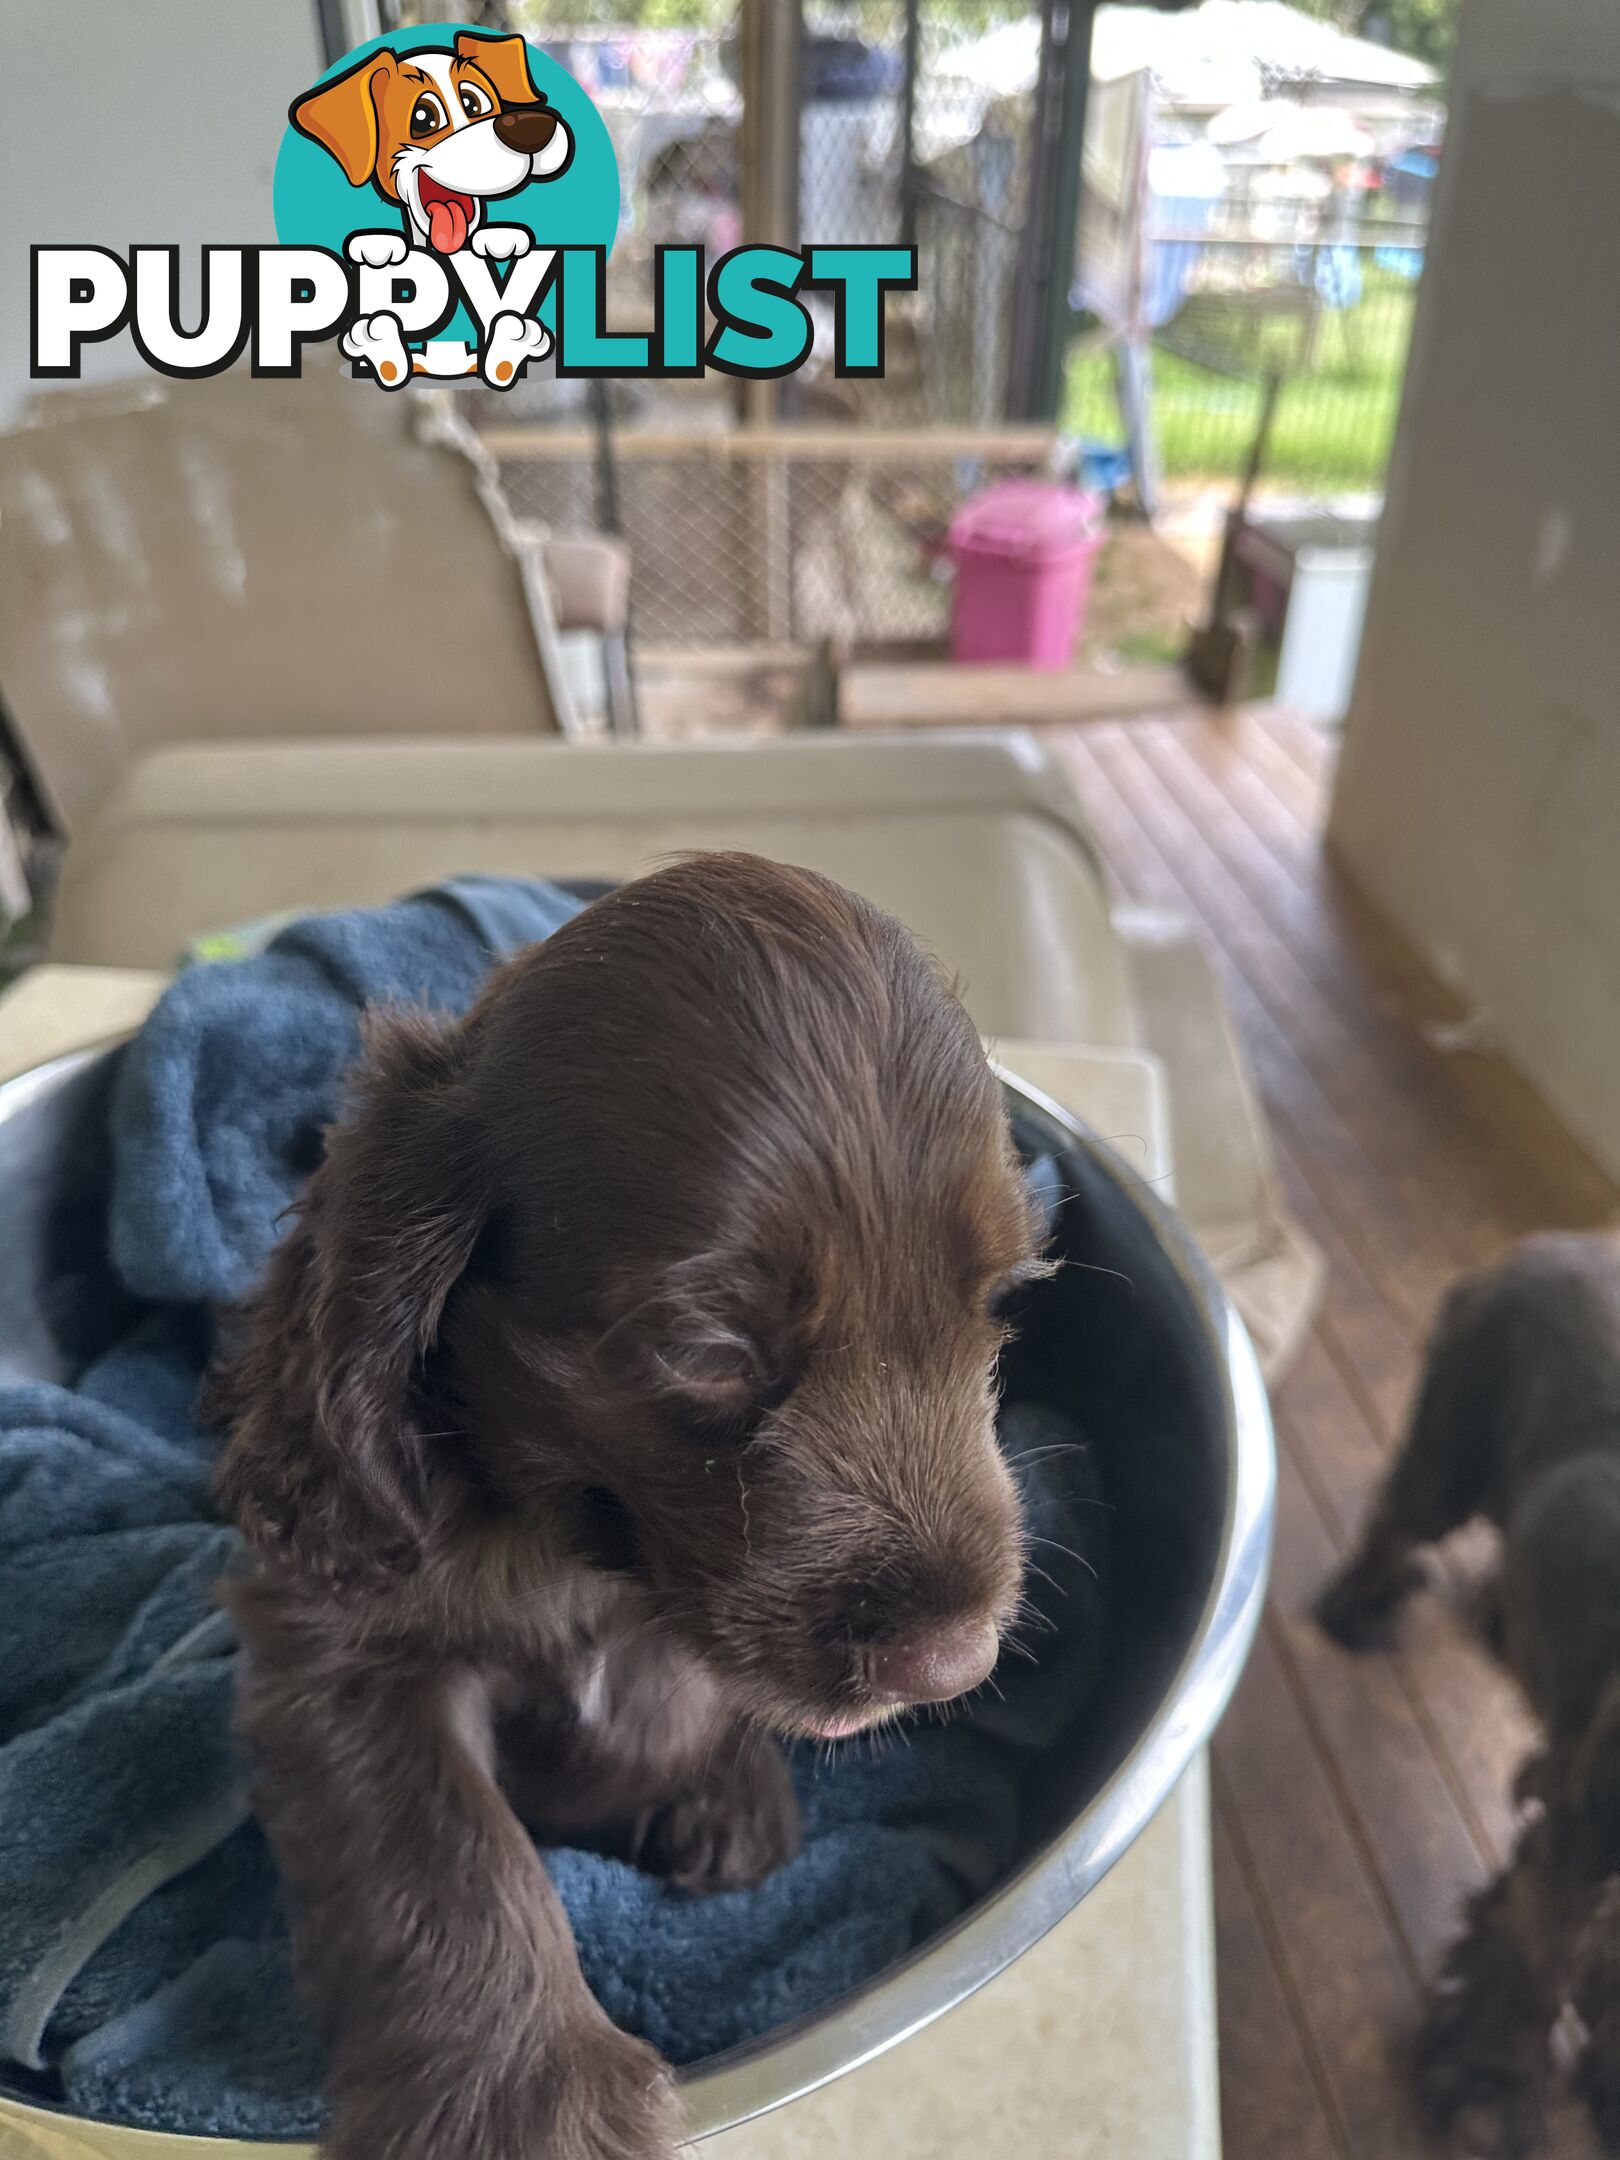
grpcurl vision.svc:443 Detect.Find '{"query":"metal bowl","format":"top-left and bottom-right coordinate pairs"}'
top-left (0, 1045), bottom-right (1274, 2156)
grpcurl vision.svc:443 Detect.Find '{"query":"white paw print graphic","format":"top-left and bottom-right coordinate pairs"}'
top-left (341, 313), bottom-right (411, 390)
top-left (469, 226), bottom-right (534, 263)
top-left (344, 232), bottom-right (410, 270)
top-left (481, 311), bottom-right (551, 389)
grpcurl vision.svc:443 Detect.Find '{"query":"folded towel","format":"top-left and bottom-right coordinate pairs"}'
top-left (0, 878), bottom-right (1107, 2138)
top-left (109, 875), bottom-right (588, 1309)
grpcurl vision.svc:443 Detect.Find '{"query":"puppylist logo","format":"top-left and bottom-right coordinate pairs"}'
top-left (29, 22), bottom-right (916, 393)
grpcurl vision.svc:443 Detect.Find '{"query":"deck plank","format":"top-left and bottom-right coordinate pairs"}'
top-left (1211, 1785), bottom-right (1348, 2160)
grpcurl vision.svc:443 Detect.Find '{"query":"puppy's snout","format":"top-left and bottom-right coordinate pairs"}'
top-left (866, 1616), bottom-right (999, 1705)
top-left (494, 103), bottom-right (560, 155)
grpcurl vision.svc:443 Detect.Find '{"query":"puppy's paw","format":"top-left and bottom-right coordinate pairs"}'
top-left (563, 2024), bottom-right (684, 2160)
top-left (1432, 2092), bottom-right (1546, 2160)
top-left (1416, 1985), bottom-right (1547, 2159)
top-left (345, 230), bottom-right (410, 269)
top-left (637, 1742), bottom-right (801, 1896)
top-left (327, 2023), bottom-right (681, 2160)
top-left (340, 313), bottom-right (411, 389)
top-left (1573, 1884), bottom-right (1620, 2151)
top-left (481, 310), bottom-right (551, 388)
top-left (1313, 1554), bottom-right (1423, 1652)
top-left (471, 224), bottom-right (534, 262)
top-left (1581, 2066), bottom-right (1620, 2159)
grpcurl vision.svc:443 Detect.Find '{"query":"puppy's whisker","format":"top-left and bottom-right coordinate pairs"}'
top-left (1021, 1559), bottom-right (1070, 1598)
top-left (1053, 1257), bottom-right (1137, 1293)
top-left (1025, 1532), bottom-right (1100, 1582)
top-left (734, 1459), bottom-right (755, 1559)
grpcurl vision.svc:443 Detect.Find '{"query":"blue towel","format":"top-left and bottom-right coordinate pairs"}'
top-left (0, 878), bottom-right (1106, 2138)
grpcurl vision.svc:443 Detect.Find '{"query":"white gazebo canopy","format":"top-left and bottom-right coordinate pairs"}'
top-left (1090, 0), bottom-right (1440, 99)
top-left (933, 3), bottom-right (1438, 129)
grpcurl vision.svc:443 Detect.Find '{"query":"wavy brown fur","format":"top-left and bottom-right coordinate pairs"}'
top-left (1316, 1234), bottom-right (1620, 2156)
top-left (208, 853), bottom-right (1046, 2160)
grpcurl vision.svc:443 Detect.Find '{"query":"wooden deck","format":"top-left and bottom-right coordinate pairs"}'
top-left (1054, 707), bottom-right (1618, 2160)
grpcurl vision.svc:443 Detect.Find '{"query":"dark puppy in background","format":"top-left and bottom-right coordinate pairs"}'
top-left (208, 853), bottom-right (1048, 2160)
top-left (1316, 1233), bottom-right (1620, 2156)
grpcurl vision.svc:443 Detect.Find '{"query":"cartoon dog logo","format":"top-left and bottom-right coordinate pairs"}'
top-left (290, 31), bottom-right (573, 386)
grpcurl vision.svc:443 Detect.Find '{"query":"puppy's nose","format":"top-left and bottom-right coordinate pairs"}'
top-left (867, 1617), bottom-right (999, 1705)
top-left (494, 104), bottom-right (560, 155)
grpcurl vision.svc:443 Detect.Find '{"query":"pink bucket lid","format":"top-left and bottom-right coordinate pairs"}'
top-left (947, 479), bottom-right (1104, 562)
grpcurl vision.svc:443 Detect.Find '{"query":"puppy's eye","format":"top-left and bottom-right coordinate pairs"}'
top-left (654, 1334), bottom-right (790, 1445)
top-left (656, 1338), bottom-right (762, 1417)
top-left (459, 83), bottom-right (493, 118)
top-left (986, 1262), bottom-right (1051, 1324)
top-left (986, 1276), bottom-right (1023, 1323)
top-left (409, 93), bottom-right (448, 138)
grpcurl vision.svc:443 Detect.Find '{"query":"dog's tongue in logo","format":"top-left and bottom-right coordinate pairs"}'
top-left (279, 29), bottom-right (605, 387)
top-left (418, 174), bottom-right (474, 256)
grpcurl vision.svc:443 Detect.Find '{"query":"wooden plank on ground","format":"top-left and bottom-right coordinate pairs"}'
top-left (1267, 1434), bottom-right (1497, 1965)
top-left (480, 423), bottom-right (1060, 462)
top-left (838, 663), bottom-right (1193, 731)
top-left (1212, 1793), bottom-right (1347, 2160)
top-left (1212, 1627), bottom-right (1426, 2158)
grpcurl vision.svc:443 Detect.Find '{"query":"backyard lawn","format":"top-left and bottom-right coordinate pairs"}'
top-left (1065, 270), bottom-right (1420, 491)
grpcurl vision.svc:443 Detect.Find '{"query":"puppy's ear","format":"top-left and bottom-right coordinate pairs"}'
top-left (289, 52), bottom-right (394, 187)
top-left (208, 1009), bottom-right (489, 1591)
top-left (1571, 1678), bottom-right (1620, 1872)
top-left (454, 30), bottom-right (540, 107)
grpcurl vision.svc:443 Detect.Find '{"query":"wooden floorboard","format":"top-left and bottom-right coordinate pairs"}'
top-left (1051, 706), bottom-right (1615, 2160)
top-left (1211, 1787), bottom-right (1347, 2160)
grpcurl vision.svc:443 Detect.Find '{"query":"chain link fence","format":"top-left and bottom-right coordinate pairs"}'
top-left (487, 416), bottom-right (1052, 650)
top-left (382, 2), bottom-right (1435, 645)
top-left (411, 0), bottom-right (1053, 651)
top-left (1070, 171), bottom-right (1429, 491)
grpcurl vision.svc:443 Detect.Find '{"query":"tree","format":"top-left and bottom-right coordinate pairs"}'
top-left (1291, 0), bottom-right (1463, 72)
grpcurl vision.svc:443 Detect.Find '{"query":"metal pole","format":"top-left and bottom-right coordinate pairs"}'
top-left (1006, 0), bottom-right (1060, 418)
top-left (589, 377), bottom-right (621, 537)
top-left (739, 0), bottom-right (801, 255)
top-left (1031, 0), bottom-right (1096, 422)
top-left (736, 0), bottom-right (801, 641)
top-left (899, 0), bottom-right (922, 250)
top-left (317, 0), bottom-right (384, 65)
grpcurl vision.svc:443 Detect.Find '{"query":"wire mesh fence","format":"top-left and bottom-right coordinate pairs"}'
top-left (491, 418), bottom-right (1052, 649)
top-left (430, 0), bottom-right (1052, 650)
top-left (380, 1), bottom-right (1437, 646)
top-left (383, 0), bottom-right (1046, 417)
top-left (1069, 182), bottom-right (1428, 491)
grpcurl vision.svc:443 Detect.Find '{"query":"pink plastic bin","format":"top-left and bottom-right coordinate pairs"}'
top-left (947, 479), bottom-right (1105, 670)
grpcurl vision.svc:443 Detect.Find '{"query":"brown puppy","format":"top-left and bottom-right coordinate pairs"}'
top-left (208, 854), bottom-right (1046, 2160)
top-left (1316, 1234), bottom-right (1620, 2156)
top-left (1316, 1234), bottom-right (1620, 1653)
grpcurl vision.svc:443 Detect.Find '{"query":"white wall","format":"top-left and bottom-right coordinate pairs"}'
top-left (1328, 0), bottom-right (1620, 1176)
top-left (0, 0), bottom-right (324, 426)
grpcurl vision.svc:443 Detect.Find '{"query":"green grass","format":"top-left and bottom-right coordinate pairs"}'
top-left (1066, 273), bottom-right (1419, 491)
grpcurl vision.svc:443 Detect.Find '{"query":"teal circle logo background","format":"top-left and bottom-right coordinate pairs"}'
top-left (273, 22), bottom-right (620, 342)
